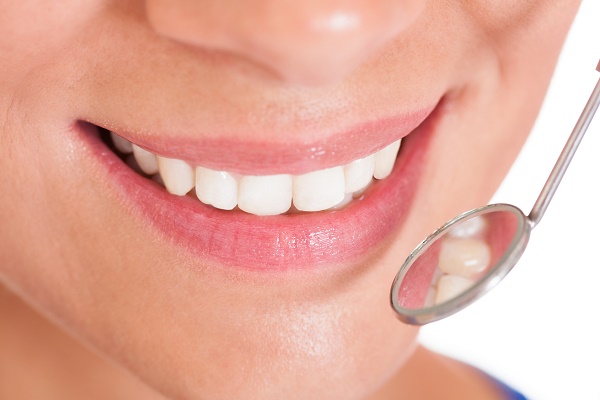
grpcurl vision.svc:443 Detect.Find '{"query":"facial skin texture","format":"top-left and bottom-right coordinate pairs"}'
top-left (0, 1), bottom-right (580, 399)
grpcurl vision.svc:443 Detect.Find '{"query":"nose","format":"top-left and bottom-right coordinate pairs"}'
top-left (145, 0), bottom-right (426, 85)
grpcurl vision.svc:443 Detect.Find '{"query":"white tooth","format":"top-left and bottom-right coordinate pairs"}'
top-left (329, 193), bottom-right (353, 210)
top-left (238, 175), bottom-right (292, 216)
top-left (352, 181), bottom-right (372, 199)
top-left (435, 274), bottom-right (474, 305)
top-left (110, 132), bottom-right (133, 154)
top-left (438, 238), bottom-right (491, 278)
top-left (344, 155), bottom-right (374, 193)
top-left (293, 167), bottom-right (345, 212)
top-left (373, 139), bottom-right (401, 179)
top-left (132, 144), bottom-right (159, 175)
top-left (157, 156), bottom-right (195, 196)
top-left (448, 215), bottom-right (488, 238)
top-left (195, 167), bottom-right (238, 210)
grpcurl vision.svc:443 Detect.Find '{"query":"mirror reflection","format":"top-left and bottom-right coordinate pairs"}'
top-left (394, 209), bottom-right (521, 310)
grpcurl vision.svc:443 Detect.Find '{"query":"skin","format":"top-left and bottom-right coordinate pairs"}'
top-left (0, 1), bottom-right (580, 399)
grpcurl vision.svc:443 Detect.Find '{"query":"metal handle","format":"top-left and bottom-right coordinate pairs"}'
top-left (528, 61), bottom-right (600, 227)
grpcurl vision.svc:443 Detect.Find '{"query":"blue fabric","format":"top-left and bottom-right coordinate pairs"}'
top-left (485, 373), bottom-right (527, 400)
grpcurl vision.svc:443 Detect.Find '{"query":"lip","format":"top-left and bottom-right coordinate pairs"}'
top-left (78, 101), bottom-right (442, 271)
top-left (98, 106), bottom-right (434, 176)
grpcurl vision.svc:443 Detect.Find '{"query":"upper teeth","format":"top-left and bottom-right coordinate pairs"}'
top-left (109, 131), bottom-right (402, 216)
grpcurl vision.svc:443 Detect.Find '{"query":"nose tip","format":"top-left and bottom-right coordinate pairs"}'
top-left (145, 0), bottom-right (426, 85)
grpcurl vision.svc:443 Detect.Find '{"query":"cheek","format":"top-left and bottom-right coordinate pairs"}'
top-left (0, 2), bottom-right (96, 86)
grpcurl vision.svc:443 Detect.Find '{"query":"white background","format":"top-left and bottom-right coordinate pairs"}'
top-left (419, 1), bottom-right (600, 399)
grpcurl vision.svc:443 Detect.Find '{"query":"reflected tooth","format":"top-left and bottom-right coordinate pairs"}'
top-left (195, 167), bottom-right (238, 210)
top-left (293, 167), bottom-right (345, 212)
top-left (435, 274), bottom-right (474, 305)
top-left (238, 175), bottom-right (292, 216)
top-left (425, 287), bottom-right (438, 308)
top-left (448, 216), bottom-right (488, 238)
top-left (132, 144), bottom-right (159, 175)
top-left (430, 267), bottom-right (444, 287)
top-left (438, 238), bottom-right (491, 278)
top-left (374, 139), bottom-right (401, 179)
top-left (157, 156), bottom-right (195, 196)
top-left (344, 155), bottom-right (374, 193)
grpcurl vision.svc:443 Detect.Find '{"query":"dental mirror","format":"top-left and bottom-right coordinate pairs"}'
top-left (391, 60), bottom-right (600, 325)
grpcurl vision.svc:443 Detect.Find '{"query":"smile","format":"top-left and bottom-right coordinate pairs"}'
top-left (79, 99), bottom-right (444, 270)
top-left (108, 131), bottom-right (403, 216)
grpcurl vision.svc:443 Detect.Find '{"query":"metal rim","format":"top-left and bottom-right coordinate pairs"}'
top-left (390, 203), bottom-right (530, 325)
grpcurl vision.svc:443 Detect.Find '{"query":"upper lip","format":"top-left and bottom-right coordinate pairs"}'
top-left (91, 103), bottom-right (436, 175)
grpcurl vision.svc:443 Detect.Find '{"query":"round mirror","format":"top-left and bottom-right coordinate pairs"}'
top-left (390, 204), bottom-right (531, 325)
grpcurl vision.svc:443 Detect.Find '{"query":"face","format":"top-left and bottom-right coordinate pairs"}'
top-left (0, 1), bottom-right (579, 399)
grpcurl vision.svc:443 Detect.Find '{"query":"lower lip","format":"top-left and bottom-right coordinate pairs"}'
top-left (79, 106), bottom-right (440, 271)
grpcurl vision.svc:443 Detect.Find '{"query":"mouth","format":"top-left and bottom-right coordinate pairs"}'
top-left (77, 99), bottom-right (443, 270)
top-left (108, 130), bottom-right (404, 215)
